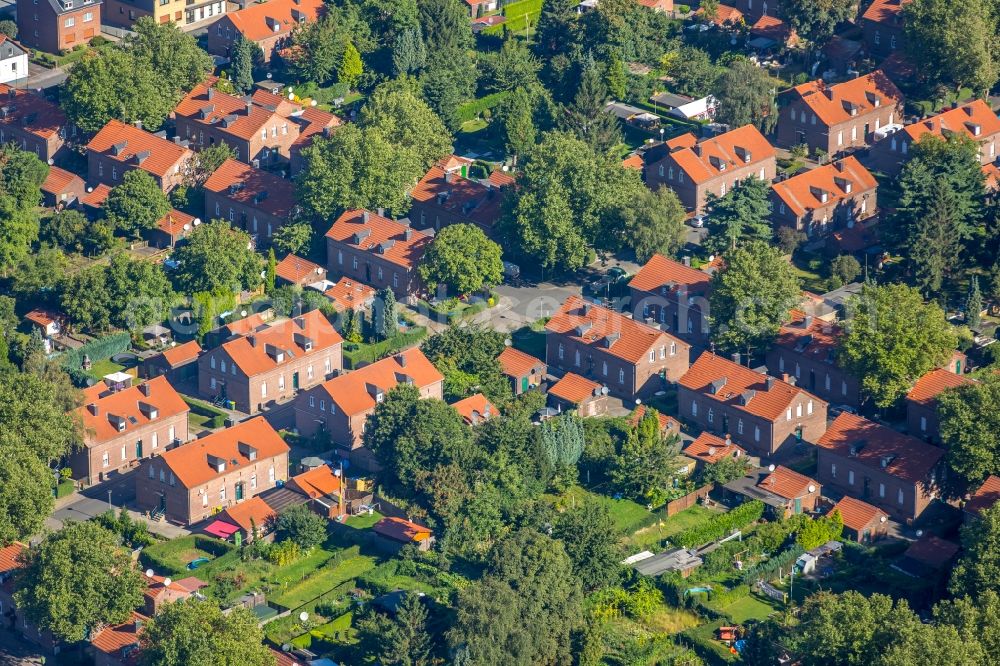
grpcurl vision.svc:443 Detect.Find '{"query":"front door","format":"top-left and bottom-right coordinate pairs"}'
top-left (235, 482), bottom-right (244, 501)
top-left (794, 498), bottom-right (802, 514)
top-left (158, 494), bottom-right (166, 512)
top-left (521, 376), bottom-right (529, 393)
top-left (136, 440), bottom-right (142, 459)
top-left (292, 372), bottom-right (300, 390)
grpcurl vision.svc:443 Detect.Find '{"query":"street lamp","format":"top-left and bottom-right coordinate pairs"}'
top-left (108, 489), bottom-right (113, 510)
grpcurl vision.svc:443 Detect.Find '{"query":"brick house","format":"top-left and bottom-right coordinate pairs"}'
top-left (644, 124), bottom-right (777, 215)
top-left (498, 346), bottom-right (547, 396)
top-left (683, 431), bottom-right (747, 469)
top-left (860, 0), bottom-right (911, 61)
top-left (0, 542), bottom-right (26, 632)
top-left (206, 0), bottom-right (324, 62)
top-left (275, 254), bottom-right (327, 287)
top-left (198, 310), bottom-right (344, 414)
top-left (830, 496), bottom-right (889, 543)
top-left (15, 0), bottom-right (100, 54)
top-left (628, 254), bottom-right (713, 346)
top-left (103, 0), bottom-right (226, 31)
top-left (89, 611), bottom-right (145, 666)
top-left (173, 80), bottom-right (301, 167)
top-left (452, 393), bottom-right (498, 425)
top-left (372, 517), bottom-right (435, 554)
top-left (325, 209), bottom-right (432, 302)
top-left (0, 84), bottom-right (71, 163)
top-left (135, 416), bottom-right (290, 525)
top-left (965, 475), bottom-right (1000, 518)
top-left (323, 277), bottom-right (375, 313)
top-left (765, 311), bottom-right (862, 408)
top-left (757, 466), bottom-right (822, 517)
top-left (289, 106), bottom-right (341, 175)
top-left (140, 572), bottom-right (203, 616)
top-left (678, 351), bottom-right (828, 458)
top-left (547, 372), bottom-right (609, 417)
top-left (815, 412), bottom-right (944, 521)
top-left (40, 166), bottom-right (85, 207)
top-left (904, 367), bottom-right (974, 443)
top-left (545, 295), bottom-right (691, 400)
top-left (141, 340), bottom-right (202, 385)
top-left (293, 347), bottom-right (444, 448)
top-left (203, 158), bottom-right (298, 241)
top-left (868, 100), bottom-right (1000, 175)
top-left (69, 375), bottom-right (190, 485)
top-left (776, 72), bottom-right (904, 157)
top-left (770, 157), bottom-right (878, 237)
top-left (147, 208), bottom-right (197, 249)
top-left (409, 158), bottom-right (508, 233)
top-left (86, 119), bottom-right (192, 192)
top-left (728, 0), bottom-right (780, 22)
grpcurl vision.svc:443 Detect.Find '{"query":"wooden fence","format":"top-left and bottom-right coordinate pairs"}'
top-left (665, 484), bottom-right (715, 517)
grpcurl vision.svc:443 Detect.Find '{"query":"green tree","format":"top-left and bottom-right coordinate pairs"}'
top-left (360, 84), bottom-right (453, 168)
top-left (539, 413), bottom-right (584, 488)
top-left (0, 19), bottom-right (17, 38)
top-left (42, 209), bottom-right (89, 254)
top-left (184, 143), bottom-right (236, 188)
top-left (420, 62), bottom-right (477, 131)
top-left (904, 0), bottom-right (1000, 94)
top-left (838, 282), bottom-right (957, 407)
top-left (276, 503), bottom-right (328, 550)
top-left (419, 224), bottom-right (503, 295)
top-left (343, 308), bottom-right (363, 343)
top-left (339, 40), bottom-right (364, 88)
top-left (228, 36), bottom-right (261, 95)
top-left (940, 373), bottom-right (1000, 490)
top-left (553, 501), bottom-right (623, 591)
top-left (271, 222), bottom-right (313, 256)
top-left (967, 275), bottom-right (984, 329)
top-left (662, 46), bottom-right (720, 98)
top-left (704, 176), bottom-right (773, 253)
top-left (951, 505), bottom-right (1000, 612)
top-left (124, 17), bottom-right (213, 94)
top-left (534, 0), bottom-right (579, 58)
top-left (61, 265), bottom-right (113, 332)
top-left (448, 529), bottom-right (583, 665)
top-left (418, 0), bottom-right (473, 56)
top-left (498, 87), bottom-right (538, 162)
top-left (830, 254), bottom-right (862, 286)
top-left (0, 143), bottom-right (49, 208)
top-left (421, 324), bottom-right (511, 405)
top-left (709, 241), bottom-right (801, 357)
top-left (357, 593), bottom-right (437, 666)
top-left (561, 55), bottom-right (622, 155)
top-left (139, 600), bottom-right (275, 666)
top-left (779, 0), bottom-right (855, 44)
top-left (714, 59), bottom-right (778, 134)
top-left (372, 287), bottom-right (397, 341)
top-left (796, 510), bottom-right (843, 550)
top-left (104, 252), bottom-right (175, 331)
top-left (0, 440), bottom-right (54, 545)
top-left (171, 221), bottom-right (261, 294)
top-left (15, 522), bottom-right (146, 643)
top-left (0, 370), bottom-right (80, 462)
top-left (104, 170), bottom-right (172, 239)
top-left (485, 38), bottom-right (542, 94)
top-left (934, 590), bottom-right (1000, 662)
top-left (613, 408), bottom-right (683, 506)
top-left (392, 27), bottom-right (427, 76)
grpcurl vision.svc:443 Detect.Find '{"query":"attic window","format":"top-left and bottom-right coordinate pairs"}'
top-left (835, 177), bottom-right (853, 194)
top-left (111, 141), bottom-right (128, 156)
top-left (710, 377), bottom-right (727, 393)
top-left (966, 122), bottom-right (982, 136)
top-left (576, 322), bottom-right (592, 336)
top-left (604, 332), bottom-right (620, 348)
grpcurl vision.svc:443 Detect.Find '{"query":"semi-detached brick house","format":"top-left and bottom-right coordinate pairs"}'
top-left (644, 124), bottom-right (777, 215)
top-left (40, 166), bottom-right (85, 207)
top-left (15, 0), bottom-right (100, 54)
top-left (0, 84), bottom-right (71, 163)
top-left (293, 347), bottom-right (444, 448)
top-left (274, 254), bottom-right (326, 287)
top-left (86, 119), bottom-right (192, 192)
top-left (206, 0), bottom-right (324, 62)
top-left (771, 157), bottom-right (878, 238)
top-left (678, 352), bottom-right (828, 458)
top-left (766, 310), bottom-right (862, 408)
top-left (547, 372), bottom-right (609, 417)
top-left (409, 158), bottom-right (508, 233)
top-left (905, 368), bottom-right (975, 443)
top-left (198, 309), bottom-right (343, 414)
top-left (628, 254), bottom-right (713, 347)
top-left (545, 295), bottom-right (690, 401)
top-left (860, 0), bottom-right (911, 61)
top-left (203, 158), bottom-right (298, 241)
top-left (173, 79), bottom-right (301, 167)
top-left (325, 209), bottom-right (432, 302)
top-left (830, 495), bottom-right (889, 543)
top-left (69, 375), bottom-right (190, 485)
top-left (815, 412), bottom-right (944, 521)
top-left (776, 72), bottom-right (903, 157)
top-left (869, 99), bottom-right (1000, 175)
top-left (135, 416), bottom-right (290, 525)
top-left (498, 347), bottom-right (547, 396)
top-left (683, 431), bottom-right (747, 470)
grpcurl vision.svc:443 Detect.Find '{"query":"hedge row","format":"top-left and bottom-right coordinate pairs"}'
top-left (62, 331), bottom-right (132, 371)
top-left (741, 544), bottom-right (804, 587)
top-left (455, 91), bottom-right (509, 123)
top-left (674, 500), bottom-right (764, 548)
top-left (343, 327), bottom-right (427, 369)
top-left (183, 396), bottom-right (229, 428)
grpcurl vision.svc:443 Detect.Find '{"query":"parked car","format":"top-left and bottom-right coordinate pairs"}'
top-left (503, 261), bottom-right (521, 280)
top-left (588, 267), bottom-right (628, 294)
top-left (690, 215), bottom-right (706, 228)
top-left (830, 404), bottom-right (859, 417)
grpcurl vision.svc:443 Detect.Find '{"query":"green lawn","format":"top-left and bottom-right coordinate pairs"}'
top-left (723, 594), bottom-right (779, 623)
top-left (87, 359), bottom-right (127, 381)
top-left (680, 620), bottom-right (739, 663)
top-left (344, 511), bottom-right (383, 529)
top-left (549, 486), bottom-right (657, 535)
top-left (54, 479), bottom-right (75, 499)
top-left (629, 504), bottom-right (723, 551)
top-left (271, 554), bottom-right (376, 609)
top-left (141, 535), bottom-right (233, 576)
top-left (461, 118), bottom-right (489, 133)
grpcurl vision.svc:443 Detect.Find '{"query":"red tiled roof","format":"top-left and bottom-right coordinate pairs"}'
top-left (219, 310), bottom-right (342, 378)
top-left (155, 416), bottom-right (289, 488)
top-left (410, 165), bottom-right (505, 229)
top-left (160, 340), bottom-right (202, 367)
top-left (275, 254), bottom-right (325, 284)
top-left (789, 72), bottom-right (903, 127)
top-left (0, 84), bottom-right (67, 140)
top-left (629, 404), bottom-right (682, 434)
top-left (288, 465), bottom-right (341, 499)
top-left (324, 277), bottom-right (375, 312)
top-left (488, 169), bottom-right (516, 187)
top-left (774, 309), bottom-right (842, 357)
top-left (660, 124), bottom-right (775, 185)
top-left (816, 412), bottom-right (944, 484)
top-left (203, 158), bottom-right (298, 219)
top-left (758, 465), bottom-right (817, 500)
top-left (451, 393), bottom-right (498, 424)
top-left (679, 352), bottom-right (824, 421)
top-left (901, 99), bottom-right (1000, 144)
top-left (81, 183), bottom-right (112, 209)
top-left (251, 88), bottom-right (302, 117)
top-left (87, 120), bottom-right (192, 180)
top-left (24, 308), bottom-right (58, 327)
top-left (78, 376), bottom-right (188, 445)
top-left (628, 253), bottom-right (712, 294)
top-left (217, 496), bottom-right (278, 533)
top-left (314, 348), bottom-right (443, 416)
top-left (830, 495), bottom-right (887, 532)
top-left (40, 166), bottom-right (83, 196)
top-left (0, 542), bottom-right (25, 576)
top-left (271, 648), bottom-right (304, 666)
top-left (90, 612), bottom-right (146, 660)
top-left (685, 431), bottom-right (746, 464)
top-left (545, 295), bottom-right (689, 364)
top-left (373, 516), bottom-right (432, 543)
top-left (174, 79), bottom-right (290, 143)
top-left (750, 15), bottom-right (797, 45)
top-left (698, 3), bottom-right (743, 24)
top-left (903, 535), bottom-right (959, 569)
top-left (548, 372), bottom-right (604, 405)
top-left (223, 311), bottom-right (271, 338)
top-left (862, 0), bottom-right (911, 25)
top-left (985, 162), bottom-right (1000, 190)
top-left (156, 209), bottom-right (197, 237)
top-left (498, 347), bottom-right (545, 378)
top-left (771, 157), bottom-right (878, 218)
top-left (226, 0), bottom-right (324, 42)
top-left (966, 475), bottom-right (1000, 516)
top-left (906, 367), bottom-right (974, 405)
top-left (325, 209), bottom-right (432, 270)
top-left (623, 153), bottom-right (644, 170)
top-left (143, 571), bottom-right (197, 603)
top-left (291, 106), bottom-right (341, 149)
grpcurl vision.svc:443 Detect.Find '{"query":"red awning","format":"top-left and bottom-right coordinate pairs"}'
top-left (203, 520), bottom-right (240, 539)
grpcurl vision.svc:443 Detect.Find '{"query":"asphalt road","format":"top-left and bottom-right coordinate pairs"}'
top-left (47, 471), bottom-right (136, 530)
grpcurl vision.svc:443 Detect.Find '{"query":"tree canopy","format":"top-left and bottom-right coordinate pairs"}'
top-left (941, 373), bottom-right (1000, 491)
top-left (904, 0), bottom-right (1000, 94)
top-left (104, 170), bottom-right (172, 239)
top-left (139, 600), bottom-right (275, 666)
top-left (170, 221), bottom-right (262, 294)
top-left (704, 176), bottom-right (773, 254)
top-left (419, 223), bottom-right (503, 296)
top-left (714, 59), bottom-right (778, 134)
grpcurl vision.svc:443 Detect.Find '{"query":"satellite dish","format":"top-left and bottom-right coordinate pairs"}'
top-left (916, 529), bottom-right (924, 538)
top-left (163, 577), bottom-right (172, 587)
top-left (768, 464), bottom-right (776, 472)
top-left (182, 224), bottom-right (190, 231)
top-left (281, 644), bottom-right (291, 652)
top-left (299, 611), bottom-right (309, 622)
top-left (241, 310), bottom-right (248, 317)
top-left (807, 484), bottom-right (816, 493)
top-left (311, 100), bottom-right (317, 107)
top-left (635, 398), bottom-right (642, 405)
top-left (601, 386), bottom-right (609, 396)
top-left (193, 217), bottom-right (201, 225)
top-left (87, 186), bottom-right (94, 193)
top-left (145, 568), bottom-right (154, 578)
top-left (288, 92), bottom-right (295, 100)
top-left (47, 158), bottom-right (54, 166)
top-left (880, 515), bottom-right (887, 523)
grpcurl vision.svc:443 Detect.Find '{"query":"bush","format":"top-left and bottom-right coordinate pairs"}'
top-left (455, 92), bottom-right (509, 124)
top-left (61, 331), bottom-right (132, 374)
top-left (267, 540), bottom-right (302, 566)
top-left (673, 501), bottom-right (764, 548)
top-left (183, 397), bottom-right (229, 428)
top-left (740, 544), bottom-right (803, 586)
top-left (676, 3), bottom-right (690, 11)
top-left (276, 504), bottom-right (328, 550)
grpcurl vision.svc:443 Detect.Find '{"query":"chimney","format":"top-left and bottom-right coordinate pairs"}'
top-left (245, 98), bottom-right (253, 116)
top-left (683, 256), bottom-right (691, 266)
top-left (803, 315), bottom-right (814, 328)
top-left (134, 120), bottom-right (143, 130)
top-left (404, 228), bottom-right (413, 241)
top-left (140, 382), bottom-right (151, 397)
top-left (207, 87), bottom-right (214, 100)
top-left (444, 171), bottom-right (455, 184)
top-left (88, 403), bottom-right (99, 416)
top-left (396, 352), bottom-right (408, 367)
top-left (766, 376), bottom-right (775, 390)
top-left (377, 207), bottom-right (385, 217)
top-left (362, 210), bottom-right (370, 223)
top-left (248, 333), bottom-right (257, 347)
top-left (731, 352), bottom-right (741, 365)
top-left (834, 160), bottom-right (845, 172)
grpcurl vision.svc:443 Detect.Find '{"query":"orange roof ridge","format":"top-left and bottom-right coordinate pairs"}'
top-left (816, 412), bottom-right (944, 483)
top-left (772, 157), bottom-right (877, 217)
top-left (548, 372), bottom-right (604, 404)
top-left (77, 376), bottom-right (188, 445)
top-left (790, 71), bottom-right (903, 127)
top-left (87, 120), bottom-right (192, 179)
top-left (906, 367), bottom-right (974, 404)
top-left (665, 124), bottom-right (775, 185)
top-left (758, 465), bottom-right (817, 499)
top-left (315, 347), bottom-right (443, 416)
top-left (325, 209), bottom-right (431, 270)
top-left (628, 253), bottom-right (712, 293)
top-left (219, 309), bottom-right (342, 377)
